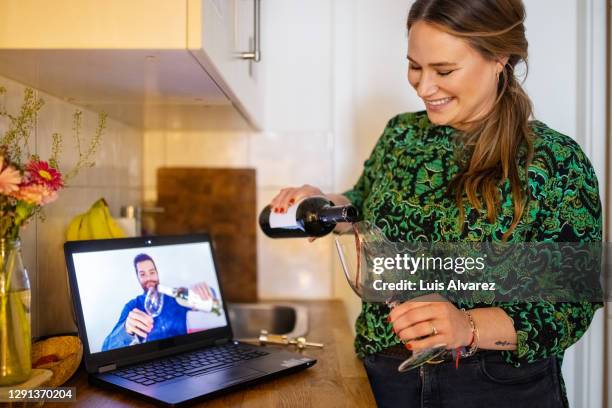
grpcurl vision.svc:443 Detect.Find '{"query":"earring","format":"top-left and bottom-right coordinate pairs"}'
top-left (496, 62), bottom-right (505, 80)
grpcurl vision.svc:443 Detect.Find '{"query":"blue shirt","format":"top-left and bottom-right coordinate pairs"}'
top-left (101, 293), bottom-right (189, 352)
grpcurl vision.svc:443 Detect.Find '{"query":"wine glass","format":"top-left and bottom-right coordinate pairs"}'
top-left (138, 286), bottom-right (164, 343)
top-left (334, 221), bottom-right (446, 372)
top-left (145, 286), bottom-right (164, 318)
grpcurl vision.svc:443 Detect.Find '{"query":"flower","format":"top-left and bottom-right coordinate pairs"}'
top-left (0, 155), bottom-right (21, 194)
top-left (11, 183), bottom-right (58, 205)
top-left (25, 160), bottom-right (63, 190)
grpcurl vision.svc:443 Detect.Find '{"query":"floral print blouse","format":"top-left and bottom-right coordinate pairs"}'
top-left (343, 111), bottom-right (602, 370)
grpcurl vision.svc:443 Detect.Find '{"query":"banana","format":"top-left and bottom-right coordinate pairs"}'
top-left (65, 198), bottom-right (127, 241)
top-left (87, 200), bottom-right (113, 239)
top-left (65, 214), bottom-right (84, 241)
top-left (101, 202), bottom-right (127, 238)
top-left (77, 211), bottom-right (93, 240)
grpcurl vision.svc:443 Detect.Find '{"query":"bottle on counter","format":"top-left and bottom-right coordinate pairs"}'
top-left (259, 196), bottom-right (359, 238)
top-left (0, 238), bottom-right (31, 386)
top-left (157, 285), bottom-right (221, 316)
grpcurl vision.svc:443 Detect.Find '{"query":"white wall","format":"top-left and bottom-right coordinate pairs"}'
top-left (523, 0), bottom-right (578, 137)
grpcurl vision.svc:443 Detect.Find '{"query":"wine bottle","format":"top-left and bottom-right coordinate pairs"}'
top-left (259, 196), bottom-right (359, 238)
top-left (157, 285), bottom-right (221, 316)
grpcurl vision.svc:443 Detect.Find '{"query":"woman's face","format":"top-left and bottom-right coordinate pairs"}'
top-left (407, 21), bottom-right (504, 130)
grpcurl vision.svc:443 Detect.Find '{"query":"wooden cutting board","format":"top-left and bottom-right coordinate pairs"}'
top-left (156, 167), bottom-right (257, 302)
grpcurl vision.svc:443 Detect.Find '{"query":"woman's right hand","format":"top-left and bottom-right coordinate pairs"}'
top-left (269, 184), bottom-right (325, 214)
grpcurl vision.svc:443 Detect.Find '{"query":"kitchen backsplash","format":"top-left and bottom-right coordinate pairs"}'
top-left (144, 122), bottom-right (337, 301)
top-left (0, 75), bottom-right (143, 339)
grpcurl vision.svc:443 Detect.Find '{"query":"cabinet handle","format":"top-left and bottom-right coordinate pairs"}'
top-left (239, 0), bottom-right (261, 62)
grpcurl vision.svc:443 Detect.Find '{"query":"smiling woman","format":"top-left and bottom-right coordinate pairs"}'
top-left (265, 1), bottom-right (602, 407)
top-left (406, 0), bottom-right (535, 242)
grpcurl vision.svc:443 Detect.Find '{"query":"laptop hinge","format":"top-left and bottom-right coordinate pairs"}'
top-left (214, 338), bottom-right (229, 345)
top-left (98, 363), bottom-right (117, 373)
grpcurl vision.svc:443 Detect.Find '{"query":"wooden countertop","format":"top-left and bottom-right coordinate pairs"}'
top-left (47, 300), bottom-right (376, 407)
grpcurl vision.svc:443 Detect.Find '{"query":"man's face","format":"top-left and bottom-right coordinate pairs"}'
top-left (136, 260), bottom-right (159, 292)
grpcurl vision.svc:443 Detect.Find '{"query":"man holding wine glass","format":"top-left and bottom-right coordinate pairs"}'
top-left (101, 253), bottom-right (220, 351)
top-left (266, 0), bottom-right (602, 406)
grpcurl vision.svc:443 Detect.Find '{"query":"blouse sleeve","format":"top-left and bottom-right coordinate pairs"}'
top-left (342, 114), bottom-right (406, 213)
top-left (498, 141), bottom-right (603, 365)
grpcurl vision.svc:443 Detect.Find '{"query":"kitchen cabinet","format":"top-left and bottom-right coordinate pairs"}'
top-left (190, 0), bottom-right (263, 129)
top-left (0, 0), bottom-right (263, 129)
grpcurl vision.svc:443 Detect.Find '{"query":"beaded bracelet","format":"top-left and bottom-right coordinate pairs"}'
top-left (460, 308), bottom-right (479, 357)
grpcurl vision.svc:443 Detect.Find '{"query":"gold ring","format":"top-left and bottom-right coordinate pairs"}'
top-left (430, 323), bottom-right (438, 337)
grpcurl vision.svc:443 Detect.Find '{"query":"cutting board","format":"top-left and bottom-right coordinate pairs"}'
top-left (156, 167), bottom-right (257, 302)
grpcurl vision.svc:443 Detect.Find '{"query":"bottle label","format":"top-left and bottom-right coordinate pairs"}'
top-left (156, 284), bottom-right (173, 297)
top-left (186, 295), bottom-right (213, 312)
top-left (269, 199), bottom-right (301, 229)
top-left (158, 284), bottom-right (214, 312)
top-left (157, 284), bottom-right (176, 297)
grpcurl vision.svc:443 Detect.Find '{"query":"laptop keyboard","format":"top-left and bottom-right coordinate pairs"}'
top-left (112, 343), bottom-right (269, 386)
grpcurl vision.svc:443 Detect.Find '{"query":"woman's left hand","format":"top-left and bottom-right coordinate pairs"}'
top-left (388, 294), bottom-right (473, 352)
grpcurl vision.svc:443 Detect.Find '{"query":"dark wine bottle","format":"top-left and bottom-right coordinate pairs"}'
top-left (259, 196), bottom-right (359, 238)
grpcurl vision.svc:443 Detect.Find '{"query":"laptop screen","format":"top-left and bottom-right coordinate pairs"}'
top-left (70, 240), bottom-right (228, 354)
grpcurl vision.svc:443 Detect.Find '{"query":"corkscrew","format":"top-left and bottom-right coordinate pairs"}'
top-left (257, 330), bottom-right (324, 349)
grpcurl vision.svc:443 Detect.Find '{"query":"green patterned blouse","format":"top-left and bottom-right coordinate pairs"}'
top-left (343, 111), bottom-right (602, 367)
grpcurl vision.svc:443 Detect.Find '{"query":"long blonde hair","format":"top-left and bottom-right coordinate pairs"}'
top-left (407, 0), bottom-right (534, 240)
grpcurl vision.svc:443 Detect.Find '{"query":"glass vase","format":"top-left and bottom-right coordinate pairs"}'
top-left (0, 238), bottom-right (31, 386)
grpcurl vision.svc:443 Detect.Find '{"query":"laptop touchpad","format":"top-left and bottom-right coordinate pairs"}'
top-left (198, 366), bottom-right (264, 386)
top-left (152, 366), bottom-right (265, 402)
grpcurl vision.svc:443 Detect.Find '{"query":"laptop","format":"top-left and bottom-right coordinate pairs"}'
top-left (64, 234), bottom-right (316, 406)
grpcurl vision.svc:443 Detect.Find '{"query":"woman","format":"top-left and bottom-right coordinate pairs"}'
top-left (269, 0), bottom-right (602, 406)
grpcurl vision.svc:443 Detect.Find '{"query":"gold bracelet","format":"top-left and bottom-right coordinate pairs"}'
top-left (460, 308), bottom-right (479, 357)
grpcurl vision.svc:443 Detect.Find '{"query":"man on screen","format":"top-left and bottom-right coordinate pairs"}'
top-left (102, 253), bottom-right (219, 351)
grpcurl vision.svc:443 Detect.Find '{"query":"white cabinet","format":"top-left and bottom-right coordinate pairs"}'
top-left (0, 0), bottom-right (264, 129)
top-left (188, 0), bottom-right (263, 129)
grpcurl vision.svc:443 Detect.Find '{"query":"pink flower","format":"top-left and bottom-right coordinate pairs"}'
top-left (11, 183), bottom-right (58, 205)
top-left (0, 155), bottom-right (21, 195)
top-left (25, 160), bottom-right (63, 191)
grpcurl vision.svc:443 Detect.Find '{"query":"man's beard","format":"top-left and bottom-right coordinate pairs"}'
top-left (142, 281), bottom-right (159, 292)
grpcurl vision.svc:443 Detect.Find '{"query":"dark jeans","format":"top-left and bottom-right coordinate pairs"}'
top-left (363, 351), bottom-right (565, 408)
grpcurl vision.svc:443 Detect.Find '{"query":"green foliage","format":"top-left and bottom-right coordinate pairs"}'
top-left (63, 110), bottom-right (107, 181)
top-left (0, 86), bottom-right (108, 238)
top-left (0, 87), bottom-right (107, 176)
top-left (0, 87), bottom-right (43, 166)
top-left (49, 133), bottom-right (61, 169)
